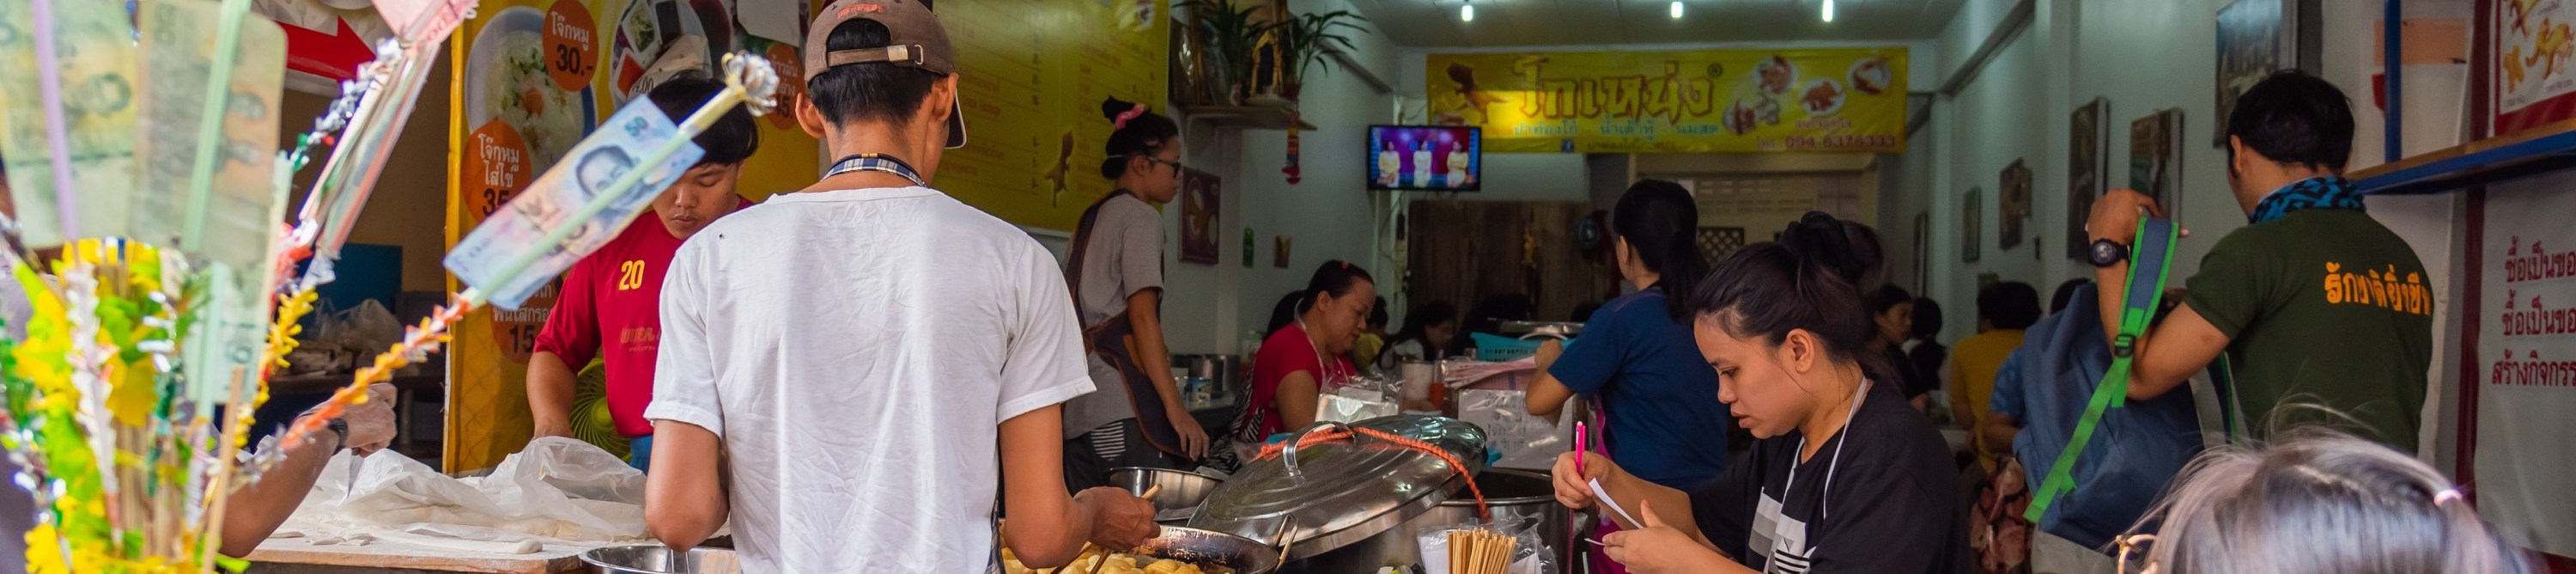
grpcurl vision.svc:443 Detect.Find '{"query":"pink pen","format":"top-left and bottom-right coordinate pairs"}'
top-left (1574, 422), bottom-right (1589, 475)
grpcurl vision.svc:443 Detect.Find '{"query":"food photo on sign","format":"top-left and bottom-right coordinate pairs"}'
top-left (1428, 47), bottom-right (1909, 154)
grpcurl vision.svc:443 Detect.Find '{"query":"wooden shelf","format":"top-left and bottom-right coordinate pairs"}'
top-left (2352, 118), bottom-right (2576, 195)
top-left (1177, 103), bottom-right (1318, 131)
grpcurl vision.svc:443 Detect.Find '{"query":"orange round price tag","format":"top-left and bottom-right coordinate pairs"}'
top-left (492, 279), bottom-right (559, 364)
top-left (765, 43), bottom-right (805, 131)
top-left (463, 121), bottom-right (533, 229)
top-left (543, 0), bottom-right (598, 91)
top-left (463, 120), bottom-right (551, 363)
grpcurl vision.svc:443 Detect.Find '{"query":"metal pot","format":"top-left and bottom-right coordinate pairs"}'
top-left (1263, 469), bottom-right (1569, 573)
top-left (1187, 416), bottom-right (1488, 573)
top-left (580, 546), bottom-right (740, 574)
top-left (1110, 467), bottom-right (1225, 523)
top-left (1407, 468), bottom-right (1572, 570)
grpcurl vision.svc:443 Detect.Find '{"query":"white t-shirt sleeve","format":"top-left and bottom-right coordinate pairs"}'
top-left (996, 244), bottom-right (1096, 424)
top-left (645, 244), bottom-right (726, 436)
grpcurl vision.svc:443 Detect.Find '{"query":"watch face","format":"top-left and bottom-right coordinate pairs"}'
top-left (2092, 241), bottom-right (2121, 266)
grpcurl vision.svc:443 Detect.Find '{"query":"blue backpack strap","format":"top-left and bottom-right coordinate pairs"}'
top-left (2026, 217), bottom-right (2178, 522)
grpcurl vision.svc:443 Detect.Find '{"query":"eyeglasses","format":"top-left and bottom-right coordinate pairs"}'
top-left (1141, 155), bottom-right (1186, 177)
top-left (2116, 534), bottom-right (2156, 574)
top-left (1115, 153), bottom-right (1187, 176)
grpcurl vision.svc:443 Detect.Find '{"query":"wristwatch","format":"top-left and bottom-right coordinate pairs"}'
top-left (2087, 238), bottom-right (2130, 268)
top-left (325, 418), bottom-right (349, 451)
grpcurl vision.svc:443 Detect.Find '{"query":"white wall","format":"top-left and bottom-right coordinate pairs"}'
top-left (1900, 0), bottom-right (2482, 473)
top-left (1149, 0), bottom-right (1407, 355)
top-left (1899, 0), bottom-right (2263, 343)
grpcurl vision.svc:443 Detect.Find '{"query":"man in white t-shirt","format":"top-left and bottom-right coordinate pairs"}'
top-left (639, 2), bottom-right (1158, 571)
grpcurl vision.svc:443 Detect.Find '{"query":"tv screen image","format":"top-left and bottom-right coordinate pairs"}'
top-left (1368, 125), bottom-right (1481, 192)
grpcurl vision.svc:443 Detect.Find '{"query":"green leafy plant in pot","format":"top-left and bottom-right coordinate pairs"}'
top-left (1176, 0), bottom-right (1273, 105)
top-left (1272, 9), bottom-right (1368, 102)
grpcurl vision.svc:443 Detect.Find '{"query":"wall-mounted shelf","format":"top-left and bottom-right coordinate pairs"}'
top-left (2351, 119), bottom-right (2576, 195)
top-left (1178, 103), bottom-right (1318, 131)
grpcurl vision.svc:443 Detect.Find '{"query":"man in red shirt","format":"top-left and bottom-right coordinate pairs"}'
top-left (526, 75), bottom-right (761, 470)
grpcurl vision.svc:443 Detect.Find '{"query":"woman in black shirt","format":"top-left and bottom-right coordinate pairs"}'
top-left (1552, 213), bottom-right (1970, 574)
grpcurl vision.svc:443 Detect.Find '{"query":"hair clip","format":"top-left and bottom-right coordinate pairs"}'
top-left (2433, 488), bottom-right (2465, 507)
top-left (1113, 104), bottom-right (1148, 130)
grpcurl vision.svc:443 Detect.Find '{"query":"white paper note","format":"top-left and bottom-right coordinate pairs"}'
top-left (1592, 478), bottom-right (1639, 528)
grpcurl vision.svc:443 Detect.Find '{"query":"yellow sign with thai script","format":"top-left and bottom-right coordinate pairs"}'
top-left (1427, 47), bottom-right (1909, 154)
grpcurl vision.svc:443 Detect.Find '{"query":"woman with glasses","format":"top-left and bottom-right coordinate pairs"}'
top-left (1553, 214), bottom-right (1970, 574)
top-left (1059, 96), bottom-right (1206, 492)
top-left (2111, 430), bottom-right (2528, 574)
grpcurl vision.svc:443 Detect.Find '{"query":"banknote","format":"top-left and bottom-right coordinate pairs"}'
top-left (0, 0), bottom-right (141, 247)
top-left (445, 95), bottom-right (703, 309)
top-left (132, 0), bottom-right (294, 407)
top-left (136, 0), bottom-right (289, 274)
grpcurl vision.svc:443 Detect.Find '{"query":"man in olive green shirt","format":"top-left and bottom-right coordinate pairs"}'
top-left (2087, 70), bottom-right (2431, 450)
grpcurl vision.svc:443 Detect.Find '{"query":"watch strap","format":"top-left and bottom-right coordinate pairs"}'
top-left (325, 418), bottom-right (349, 451)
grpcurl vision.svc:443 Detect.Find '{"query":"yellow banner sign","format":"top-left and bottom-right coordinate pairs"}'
top-left (1428, 47), bottom-right (1909, 154)
top-left (939, 0), bottom-right (1167, 231)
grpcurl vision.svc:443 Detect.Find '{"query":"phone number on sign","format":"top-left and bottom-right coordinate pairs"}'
top-left (1782, 134), bottom-right (1901, 150)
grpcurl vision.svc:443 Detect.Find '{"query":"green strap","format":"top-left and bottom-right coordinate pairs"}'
top-left (2026, 217), bottom-right (2178, 522)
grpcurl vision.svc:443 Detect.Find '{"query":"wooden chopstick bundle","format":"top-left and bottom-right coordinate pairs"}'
top-left (1445, 528), bottom-right (1519, 574)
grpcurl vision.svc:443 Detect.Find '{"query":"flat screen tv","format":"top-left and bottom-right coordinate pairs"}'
top-left (1367, 125), bottom-right (1480, 192)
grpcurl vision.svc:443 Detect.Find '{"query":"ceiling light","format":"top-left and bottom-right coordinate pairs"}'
top-left (1461, 3), bottom-right (1473, 21)
top-left (1822, 0), bottom-right (1835, 22)
top-left (1669, 1), bottom-right (1683, 19)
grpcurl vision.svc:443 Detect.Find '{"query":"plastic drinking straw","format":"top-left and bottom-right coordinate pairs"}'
top-left (26, 0), bottom-right (80, 239)
top-left (181, 0), bottom-right (253, 252)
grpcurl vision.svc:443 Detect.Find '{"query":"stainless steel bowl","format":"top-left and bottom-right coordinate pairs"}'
top-left (580, 545), bottom-right (741, 574)
top-left (1110, 467), bottom-right (1224, 523)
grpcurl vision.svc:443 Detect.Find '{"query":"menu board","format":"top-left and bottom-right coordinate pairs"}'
top-left (1427, 47), bottom-right (1907, 154)
top-left (444, 0), bottom-right (823, 471)
top-left (938, 0), bottom-right (1168, 232)
top-left (2475, 181), bottom-right (2576, 559)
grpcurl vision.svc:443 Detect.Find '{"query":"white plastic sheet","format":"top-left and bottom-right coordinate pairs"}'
top-left (276, 437), bottom-right (653, 545)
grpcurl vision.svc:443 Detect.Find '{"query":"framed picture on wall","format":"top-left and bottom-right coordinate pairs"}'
top-left (1179, 168), bottom-right (1222, 265)
top-left (1962, 186), bottom-right (1983, 263)
top-left (2130, 108), bottom-right (2186, 214)
top-left (2000, 160), bottom-right (2033, 250)
top-left (2069, 98), bottom-right (2109, 260)
top-left (2215, 0), bottom-right (2317, 147)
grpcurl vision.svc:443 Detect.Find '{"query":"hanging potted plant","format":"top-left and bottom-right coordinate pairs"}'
top-left (1176, 0), bottom-right (1273, 105)
top-left (1272, 9), bottom-right (1369, 102)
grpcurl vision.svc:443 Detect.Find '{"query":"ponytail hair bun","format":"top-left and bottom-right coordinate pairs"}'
top-left (1686, 211), bottom-right (1880, 366)
top-left (1610, 180), bottom-right (1706, 322)
top-left (1777, 211), bottom-right (1874, 288)
top-left (1098, 96), bottom-right (1180, 180)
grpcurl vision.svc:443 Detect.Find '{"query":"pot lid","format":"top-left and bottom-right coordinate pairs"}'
top-left (1186, 415), bottom-right (1487, 555)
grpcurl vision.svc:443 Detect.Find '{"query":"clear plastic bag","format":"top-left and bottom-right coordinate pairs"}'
top-left (1418, 513), bottom-right (1556, 574)
top-left (1457, 389), bottom-right (1567, 470)
top-left (331, 299), bottom-right (402, 353)
top-left (283, 437), bottom-right (652, 543)
top-left (1316, 373), bottom-right (1400, 423)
